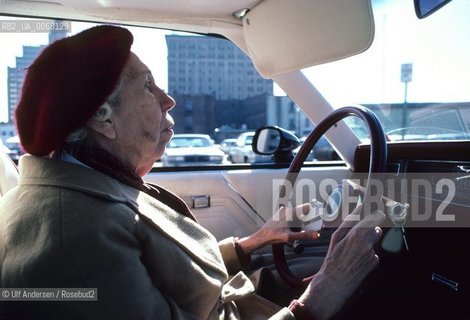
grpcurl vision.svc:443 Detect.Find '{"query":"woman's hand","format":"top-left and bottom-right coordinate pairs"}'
top-left (236, 203), bottom-right (320, 255)
top-left (297, 204), bottom-right (385, 320)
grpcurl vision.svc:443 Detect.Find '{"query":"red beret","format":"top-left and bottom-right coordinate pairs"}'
top-left (15, 25), bottom-right (133, 156)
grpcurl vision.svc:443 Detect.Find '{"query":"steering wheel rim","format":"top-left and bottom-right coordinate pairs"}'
top-left (272, 105), bottom-right (388, 289)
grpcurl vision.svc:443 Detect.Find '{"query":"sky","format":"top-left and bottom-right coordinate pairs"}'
top-left (303, 0), bottom-right (470, 107)
top-left (1, 0), bottom-right (470, 123)
top-left (0, 19), bottom-right (171, 123)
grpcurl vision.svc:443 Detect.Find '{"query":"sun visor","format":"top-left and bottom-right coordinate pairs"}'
top-left (242, 0), bottom-right (375, 78)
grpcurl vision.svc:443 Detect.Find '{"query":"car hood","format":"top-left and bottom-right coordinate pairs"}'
top-left (165, 147), bottom-right (224, 157)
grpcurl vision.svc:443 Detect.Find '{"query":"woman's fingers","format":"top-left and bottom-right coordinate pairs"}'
top-left (287, 230), bottom-right (320, 242)
top-left (331, 205), bottom-right (385, 245)
top-left (299, 206), bottom-right (386, 319)
top-left (275, 203), bottom-right (312, 221)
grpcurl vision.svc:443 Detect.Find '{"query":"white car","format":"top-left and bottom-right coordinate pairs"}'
top-left (219, 138), bottom-right (237, 155)
top-left (162, 134), bottom-right (224, 167)
top-left (229, 132), bottom-right (272, 164)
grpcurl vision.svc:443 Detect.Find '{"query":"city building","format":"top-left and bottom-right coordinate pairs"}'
top-left (7, 45), bottom-right (45, 123)
top-left (166, 35), bottom-right (273, 100)
top-left (166, 34), bottom-right (314, 140)
top-left (6, 27), bottom-right (68, 123)
top-left (212, 94), bottom-right (314, 142)
top-left (170, 93), bottom-right (216, 135)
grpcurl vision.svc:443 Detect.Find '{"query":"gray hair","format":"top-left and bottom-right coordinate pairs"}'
top-left (64, 78), bottom-right (124, 147)
top-left (63, 78), bottom-right (124, 162)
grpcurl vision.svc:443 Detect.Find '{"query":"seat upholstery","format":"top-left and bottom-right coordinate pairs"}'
top-left (0, 150), bottom-right (18, 197)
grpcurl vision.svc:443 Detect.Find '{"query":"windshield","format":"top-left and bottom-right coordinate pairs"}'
top-left (303, 0), bottom-right (470, 141)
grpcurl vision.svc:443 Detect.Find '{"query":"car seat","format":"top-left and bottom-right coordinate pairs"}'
top-left (0, 149), bottom-right (18, 197)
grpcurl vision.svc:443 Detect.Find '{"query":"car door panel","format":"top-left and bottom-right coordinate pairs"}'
top-left (145, 165), bottom-right (350, 279)
top-left (144, 165), bottom-right (351, 243)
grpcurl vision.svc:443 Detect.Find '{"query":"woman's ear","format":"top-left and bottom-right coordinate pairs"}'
top-left (86, 118), bottom-right (117, 139)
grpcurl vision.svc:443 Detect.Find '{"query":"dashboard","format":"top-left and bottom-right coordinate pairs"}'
top-left (355, 140), bottom-right (470, 171)
top-left (339, 141), bottom-right (470, 319)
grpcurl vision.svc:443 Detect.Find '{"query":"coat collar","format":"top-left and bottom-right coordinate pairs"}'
top-left (19, 155), bottom-right (131, 203)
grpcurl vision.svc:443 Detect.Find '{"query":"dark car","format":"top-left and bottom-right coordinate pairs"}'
top-left (313, 136), bottom-right (340, 161)
top-left (294, 136), bottom-right (340, 161)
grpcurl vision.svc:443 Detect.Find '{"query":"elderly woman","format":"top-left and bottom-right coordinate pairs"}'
top-left (0, 26), bottom-right (384, 320)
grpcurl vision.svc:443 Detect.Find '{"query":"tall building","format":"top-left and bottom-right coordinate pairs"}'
top-left (214, 94), bottom-right (314, 140)
top-left (165, 34), bottom-right (313, 140)
top-left (170, 93), bottom-right (216, 135)
top-left (6, 27), bottom-right (68, 123)
top-left (166, 35), bottom-right (273, 100)
top-left (7, 46), bottom-right (45, 123)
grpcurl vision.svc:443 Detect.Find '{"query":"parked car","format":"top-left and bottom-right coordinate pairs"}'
top-left (219, 138), bottom-right (237, 154)
top-left (229, 132), bottom-right (272, 164)
top-left (293, 136), bottom-right (340, 162)
top-left (161, 134), bottom-right (224, 166)
top-left (387, 127), bottom-right (470, 142)
top-left (0, 141), bottom-right (17, 162)
top-left (2, 135), bottom-right (22, 162)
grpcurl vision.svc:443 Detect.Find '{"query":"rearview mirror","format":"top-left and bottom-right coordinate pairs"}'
top-left (414, 0), bottom-right (452, 19)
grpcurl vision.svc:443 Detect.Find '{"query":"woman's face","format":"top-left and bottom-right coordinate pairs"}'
top-left (108, 52), bottom-right (175, 176)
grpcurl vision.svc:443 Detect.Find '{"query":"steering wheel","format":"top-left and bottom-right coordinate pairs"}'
top-left (272, 105), bottom-right (388, 289)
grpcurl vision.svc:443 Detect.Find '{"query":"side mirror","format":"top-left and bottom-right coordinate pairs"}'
top-left (253, 126), bottom-right (300, 163)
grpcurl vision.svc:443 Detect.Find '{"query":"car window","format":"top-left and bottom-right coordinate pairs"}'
top-left (0, 16), bottom-right (331, 168)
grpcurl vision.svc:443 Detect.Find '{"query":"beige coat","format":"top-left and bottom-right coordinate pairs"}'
top-left (0, 155), bottom-right (295, 320)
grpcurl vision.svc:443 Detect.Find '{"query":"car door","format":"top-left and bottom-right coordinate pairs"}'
top-left (145, 162), bottom-right (352, 275)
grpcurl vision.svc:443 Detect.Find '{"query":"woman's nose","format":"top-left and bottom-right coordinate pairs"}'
top-left (160, 92), bottom-right (176, 112)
